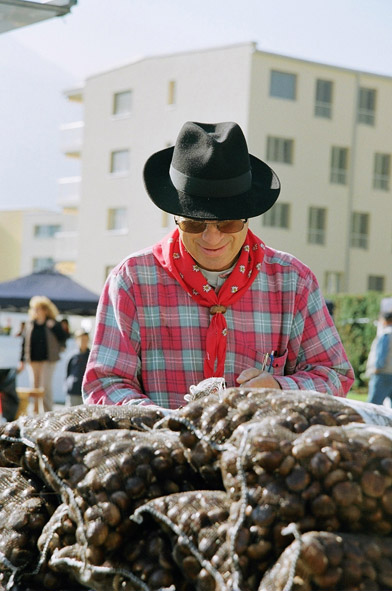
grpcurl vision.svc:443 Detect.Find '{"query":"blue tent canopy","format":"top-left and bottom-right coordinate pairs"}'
top-left (0, 269), bottom-right (99, 316)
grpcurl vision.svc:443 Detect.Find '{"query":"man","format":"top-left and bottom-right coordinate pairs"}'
top-left (83, 121), bottom-right (354, 407)
top-left (366, 311), bottom-right (392, 405)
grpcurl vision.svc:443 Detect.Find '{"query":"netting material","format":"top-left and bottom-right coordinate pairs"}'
top-left (0, 467), bottom-right (58, 589)
top-left (258, 530), bottom-right (392, 591)
top-left (0, 389), bottom-right (392, 591)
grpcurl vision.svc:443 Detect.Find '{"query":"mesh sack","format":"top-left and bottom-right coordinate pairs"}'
top-left (220, 419), bottom-right (296, 590)
top-left (343, 398), bottom-right (392, 427)
top-left (221, 420), bottom-right (392, 589)
top-left (46, 513), bottom-right (186, 591)
top-left (21, 428), bottom-right (206, 589)
top-left (0, 404), bottom-right (165, 470)
top-left (134, 490), bottom-right (236, 591)
top-left (165, 387), bottom-right (365, 443)
top-left (0, 467), bottom-right (57, 591)
top-left (15, 504), bottom-right (84, 591)
top-left (259, 529), bottom-right (392, 591)
top-left (160, 388), bottom-right (366, 489)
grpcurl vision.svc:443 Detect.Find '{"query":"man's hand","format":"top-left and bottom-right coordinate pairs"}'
top-left (236, 367), bottom-right (281, 389)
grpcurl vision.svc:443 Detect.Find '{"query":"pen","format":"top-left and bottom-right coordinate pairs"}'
top-left (268, 350), bottom-right (275, 373)
top-left (261, 352), bottom-right (270, 372)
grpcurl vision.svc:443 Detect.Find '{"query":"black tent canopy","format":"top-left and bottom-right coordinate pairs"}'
top-left (0, 269), bottom-right (99, 316)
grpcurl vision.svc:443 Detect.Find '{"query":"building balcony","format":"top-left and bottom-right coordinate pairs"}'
top-left (57, 176), bottom-right (81, 208)
top-left (60, 121), bottom-right (84, 157)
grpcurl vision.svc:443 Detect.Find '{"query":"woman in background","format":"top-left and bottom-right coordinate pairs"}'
top-left (19, 296), bottom-right (68, 412)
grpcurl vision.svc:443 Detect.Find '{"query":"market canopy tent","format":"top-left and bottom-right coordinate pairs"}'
top-left (0, 269), bottom-right (99, 316)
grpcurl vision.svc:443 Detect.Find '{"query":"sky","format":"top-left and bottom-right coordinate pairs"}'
top-left (9, 0), bottom-right (392, 81)
top-left (1, 0), bottom-right (392, 210)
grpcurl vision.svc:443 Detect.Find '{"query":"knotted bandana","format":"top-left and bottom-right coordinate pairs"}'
top-left (153, 228), bottom-right (265, 377)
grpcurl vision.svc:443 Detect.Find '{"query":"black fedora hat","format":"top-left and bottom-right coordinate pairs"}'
top-left (143, 121), bottom-right (281, 220)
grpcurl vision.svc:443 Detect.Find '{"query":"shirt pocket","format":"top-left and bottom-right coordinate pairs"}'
top-left (269, 348), bottom-right (288, 376)
top-left (232, 338), bottom-right (288, 377)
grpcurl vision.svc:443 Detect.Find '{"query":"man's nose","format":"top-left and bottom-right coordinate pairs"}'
top-left (201, 224), bottom-right (223, 241)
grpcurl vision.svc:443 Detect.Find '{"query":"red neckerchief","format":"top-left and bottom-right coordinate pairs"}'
top-left (153, 228), bottom-right (265, 378)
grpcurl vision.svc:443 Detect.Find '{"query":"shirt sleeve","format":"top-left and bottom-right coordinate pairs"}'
top-left (374, 333), bottom-right (390, 370)
top-left (82, 268), bottom-right (155, 406)
top-left (273, 272), bottom-right (355, 397)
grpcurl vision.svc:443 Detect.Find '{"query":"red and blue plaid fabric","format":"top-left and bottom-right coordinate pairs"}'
top-left (83, 239), bottom-right (354, 408)
top-left (153, 228), bottom-right (265, 378)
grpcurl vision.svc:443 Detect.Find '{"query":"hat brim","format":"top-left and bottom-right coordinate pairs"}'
top-left (143, 147), bottom-right (281, 220)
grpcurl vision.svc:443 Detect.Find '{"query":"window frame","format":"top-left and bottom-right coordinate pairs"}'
top-left (330, 146), bottom-right (349, 185)
top-left (314, 79), bottom-right (333, 118)
top-left (350, 212), bottom-right (369, 249)
top-left (262, 202), bottom-right (290, 229)
top-left (269, 70), bottom-right (297, 100)
top-left (33, 224), bottom-right (61, 238)
top-left (266, 136), bottom-right (294, 164)
top-left (373, 153), bottom-right (390, 191)
top-left (107, 207), bottom-right (128, 232)
top-left (112, 90), bottom-right (132, 117)
top-left (368, 275), bottom-right (385, 292)
top-left (109, 149), bottom-right (130, 175)
top-left (307, 206), bottom-right (327, 245)
top-left (357, 87), bottom-right (376, 125)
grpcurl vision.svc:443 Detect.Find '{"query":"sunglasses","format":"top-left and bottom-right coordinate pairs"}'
top-left (175, 218), bottom-right (248, 234)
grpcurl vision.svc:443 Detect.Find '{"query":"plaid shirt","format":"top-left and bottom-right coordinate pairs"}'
top-left (83, 242), bottom-right (354, 408)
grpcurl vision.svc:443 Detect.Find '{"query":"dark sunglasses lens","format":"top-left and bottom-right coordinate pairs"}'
top-left (179, 220), bottom-right (206, 233)
top-left (177, 219), bottom-right (245, 233)
top-left (219, 220), bottom-right (245, 233)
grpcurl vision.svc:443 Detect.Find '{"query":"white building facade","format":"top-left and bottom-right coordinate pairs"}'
top-left (58, 43), bottom-right (391, 296)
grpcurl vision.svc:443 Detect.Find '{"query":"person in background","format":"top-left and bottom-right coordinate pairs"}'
top-left (15, 321), bottom-right (26, 337)
top-left (83, 121), bottom-right (354, 408)
top-left (19, 296), bottom-right (68, 412)
top-left (366, 311), bottom-right (392, 405)
top-left (65, 329), bottom-right (90, 407)
top-left (60, 317), bottom-right (71, 336)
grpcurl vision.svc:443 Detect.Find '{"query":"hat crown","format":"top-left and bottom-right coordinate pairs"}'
top-left (171, 121), bottom-right (251, 181)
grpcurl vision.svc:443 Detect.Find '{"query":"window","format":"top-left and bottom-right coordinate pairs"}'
top-left (107, 207), bottom-right (128, 231)
top-left (325, 272), bottom-right (343, 294)
top-left (358, 87), bottom-right (376, 125)
top-left (308, 207), bottom-right (327, 245)
top-left (34, 224), bottom-right (61, 238)
top-left (263, 203), bottom-right (290, 228)
top-left (167, 80), bottom-right (176, 105)
top-left (267, 137), bottom-right (294, 164)
top-left (315, 79), bottom-right (333, 118)
top-left (368, 276), bottom-right (385, 292)
top-left (113, 90), bottom-right (132, 116)
top-left (110, 149), bottom-right (130, 174)
top-left (33, 257), bottom-right (54, 272)
top-left (270, 70), bottom-right (296, 100)
top-left (350, 212), bottom-right (369, 249)
top-left (330, 146), bottom-right (349, 184)
top-left (373, 153), bottom-right (390, 190)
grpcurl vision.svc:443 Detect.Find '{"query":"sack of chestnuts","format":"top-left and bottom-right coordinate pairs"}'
top-left (133, 490), bottom-right (235, 591)
top-left (160, 389), bottom-right (366, 489)
top-left (221, 420), bottom-right (392, 589)
top-left (46, 520), bottom-right (186, 591)
top-left (0, 403), bottom-right (166, 470)
top-left (0, 467), bottom-right (57, 591)
top-left (163, 388), bottom-right (366, 446)
top-left (17, 504), bottom-right (83, 591)
top-left (258, 530), bottom-right (392, 591)
top-left (22, 428), bottom-right (209, 588)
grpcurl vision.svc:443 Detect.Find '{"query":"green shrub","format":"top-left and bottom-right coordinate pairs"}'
top-left (327, 292), bottom-right (391, 388)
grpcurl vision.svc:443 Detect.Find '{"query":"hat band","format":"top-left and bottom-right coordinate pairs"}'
top-left (169, 165), bottom-right (252, 198)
